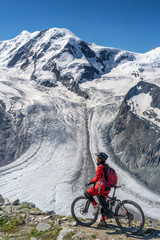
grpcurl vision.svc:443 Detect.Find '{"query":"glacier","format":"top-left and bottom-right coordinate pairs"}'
top-left (0, 28), bottom-right (160, 220)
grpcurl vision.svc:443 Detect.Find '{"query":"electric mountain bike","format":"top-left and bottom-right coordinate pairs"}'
top-left (71, 185), bottom-right (145, 235)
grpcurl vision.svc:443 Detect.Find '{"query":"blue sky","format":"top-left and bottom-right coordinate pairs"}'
top-left (0, 0), bottom-right (160, 53)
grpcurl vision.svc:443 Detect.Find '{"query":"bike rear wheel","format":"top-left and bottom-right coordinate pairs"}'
top-left (71, 196), bottom-right (98, 226)
top-left (115, 200), bottom-right (145, 235)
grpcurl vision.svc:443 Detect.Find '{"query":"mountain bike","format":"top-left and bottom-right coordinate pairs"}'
top-left (71, 185), bottom-right (145, 235)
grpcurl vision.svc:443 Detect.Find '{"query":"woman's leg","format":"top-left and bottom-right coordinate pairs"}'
top-left (84, 186), bottom-right (99, 206)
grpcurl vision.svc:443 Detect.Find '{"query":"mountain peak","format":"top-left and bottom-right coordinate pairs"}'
top-left (0, 27), bottom-right (160, 97)
top-left (20, 30), bottom-right (31, 35)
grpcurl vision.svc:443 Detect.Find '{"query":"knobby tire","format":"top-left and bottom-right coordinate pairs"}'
top-left (71, 196), bottom-right (98, 226)
top-left (115, 200), bottom-right (145, 235)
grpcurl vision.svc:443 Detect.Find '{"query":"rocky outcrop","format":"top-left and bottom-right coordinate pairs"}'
top-left (108, 81), bottom-right (160, 193)
top-left (0, 195), bottom-right (159, 240)
top-left (0, 100), bottom-right (31, 167)
top-left (1, 28), bottom-right (138, 98)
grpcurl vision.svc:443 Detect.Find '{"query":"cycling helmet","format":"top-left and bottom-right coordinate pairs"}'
top-left (95, 152), bottom-right (108, 160)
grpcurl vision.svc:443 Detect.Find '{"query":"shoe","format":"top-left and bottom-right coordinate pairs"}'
top-left (98, 220), bottom-right (108, 227)
top-left (104, 209), bottom-right (114, 218)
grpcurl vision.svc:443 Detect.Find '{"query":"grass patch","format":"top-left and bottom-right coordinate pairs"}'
top-left (66, 215), bottom-right (74, 222)
top-left (29, 227), bottom-right (42, 237)
top-left (90, 234), bottom-right (97, 239)
top-left (29, 226), bottom-right (62, 240)
top-left (64, 231), bottom-right (76, 239)
top-left (0, 215), bottom-right (25, 233)
top-left (59, 215), bottom-right (66, 219)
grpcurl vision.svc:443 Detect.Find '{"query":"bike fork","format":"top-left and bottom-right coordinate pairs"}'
top-left (83, 200), bottom-right (90, 213)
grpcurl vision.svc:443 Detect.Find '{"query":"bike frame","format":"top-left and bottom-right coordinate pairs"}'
top-left (96, 186), bottom-right (129, 219)
top-left (71, 184), bottom-right (145, 235)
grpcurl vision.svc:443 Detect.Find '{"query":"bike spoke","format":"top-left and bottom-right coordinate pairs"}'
top-left (115, 200), bottom-right (145, 235)
top-left (71, 196), bottom-right (98, 226)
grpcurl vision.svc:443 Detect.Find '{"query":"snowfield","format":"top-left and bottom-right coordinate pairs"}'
top-left (0, 28), bottom-right (160, 220)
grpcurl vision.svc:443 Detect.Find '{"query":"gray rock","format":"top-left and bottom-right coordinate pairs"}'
top-left (50, 212), bottom-right (58, 220)
top-left (3, 205), bottom-right (12, 214)
top-left (21, 201), bottom-right (36, 208)
top-left (71, 233), bottom-right (82, 240)
top-left (4, 198), bottom-right (10, 205)
top-left (0, 99), bottom-right (31, 167)
top-left (108, 81), bottom-right (160, 193)
top-left (54, 218), bottom-right (61, 226)
top-left (44, 210), bottom-right (55, 215)
top-left (72, 221), bottom-right (78, 226)
top-left (12, 199), bottom-right (20, 206)
top-left (0, 195), bottom-right (4, 204)
top-left (36, 223), bottom-right (51, 232)
top-left (57, 227), bottom-right (75, 240)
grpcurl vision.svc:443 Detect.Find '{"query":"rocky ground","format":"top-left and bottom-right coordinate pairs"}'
top-left (0, 195), bottom-right (160, 240)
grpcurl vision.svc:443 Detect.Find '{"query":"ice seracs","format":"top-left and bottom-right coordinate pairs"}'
top-left (0, 28), bottom-right (159, 219)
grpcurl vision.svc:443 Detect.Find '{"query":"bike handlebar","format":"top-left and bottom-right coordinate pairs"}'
top-left (86, 183), bottom-right (121, 189)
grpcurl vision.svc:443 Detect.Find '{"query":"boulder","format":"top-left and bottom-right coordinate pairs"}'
top-left (36, 223), bottom-right (51, 232)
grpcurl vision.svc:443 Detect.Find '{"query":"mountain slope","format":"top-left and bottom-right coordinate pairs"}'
top-left (0, 28), bottom-right (160, 219)
top-left (108, 81), bottom-right (160, 192)
top-left (0, 28), bottom-right (139, 98)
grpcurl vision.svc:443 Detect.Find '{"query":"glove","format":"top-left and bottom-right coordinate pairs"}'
top-left (88, 182), bottom-right (94, 186)
top-left (85, 182), bottom-right (89, 187)
top-left (85, 182), bottom-right (94, 187)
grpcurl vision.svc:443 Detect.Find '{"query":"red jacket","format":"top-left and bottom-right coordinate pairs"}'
top-left (90, 163), bottom-right (110, 186)
top-left (88, 163), bottom-right (111, 195)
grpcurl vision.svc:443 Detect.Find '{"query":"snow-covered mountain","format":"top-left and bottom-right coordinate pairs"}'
top-left (109, 81), bottom-right (160, 192)
top-left (0, 28), bottom-right (160, 219)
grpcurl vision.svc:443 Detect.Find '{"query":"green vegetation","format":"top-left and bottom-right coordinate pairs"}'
top-left (0, 199), bottom-right (160, 240)
top-left (91, 234), bottom-right (97, 239)
top-left (29, 226), bottom-right (62, 240)
top-left (64, 230), bottom-right (76, 239)
top-left (29, 227), bottom-right (41, 237)
top-left (0, 215), bottom-right (25, 233)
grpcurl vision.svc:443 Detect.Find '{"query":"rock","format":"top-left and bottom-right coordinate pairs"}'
top-left (4, 198), bottom-right (10, 205)
top-left (50, 212), bottom-right (58, 220)
top-left (30, 209), bottom-right (42, 215)
top-left (44, 210), bottom-right (55, 215)
top-left (12, 205), bottom-right (20, 211)
top-left (0, 195), bottom-right (4, 204)
top-left (71, 233), bottom-right (82, 239)
top-left (61, 217), bottom-right (67, 221)
top-left (43, 215), bottom-right (51, 220)
top-left (54, 218), bottom-right (61, 226)
top-left (3, 205), bottom-right (12, 214)
top-left (21, 201), bottom-right (36, 208)
top-left (152, 222), bottom-right (158, 228)
top-left (57, 227), bottom-right (75, 240)
top-left (109, 81), bottom-right (160, 193)
top-left (12, 199), bottom-right (20, 205)
top-left (72, 221), bottom-right (78, 226)
top-left (36, 223), bottom-right (51, 232)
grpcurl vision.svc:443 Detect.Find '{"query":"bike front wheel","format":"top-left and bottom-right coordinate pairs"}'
top-left (71, 196), bottom-right (98, 226)
top-left (115, 200), bottom-right (145, 235)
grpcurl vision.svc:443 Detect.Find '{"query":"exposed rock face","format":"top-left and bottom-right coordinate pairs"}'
top-left (0, 28), bottom-right (138, 98)
top-left (0, 28), bottom-right (160, 216)
top-left (0, 100), bottom-right (31, 167)
top-left (109, 81), bottom-right (160, 193)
